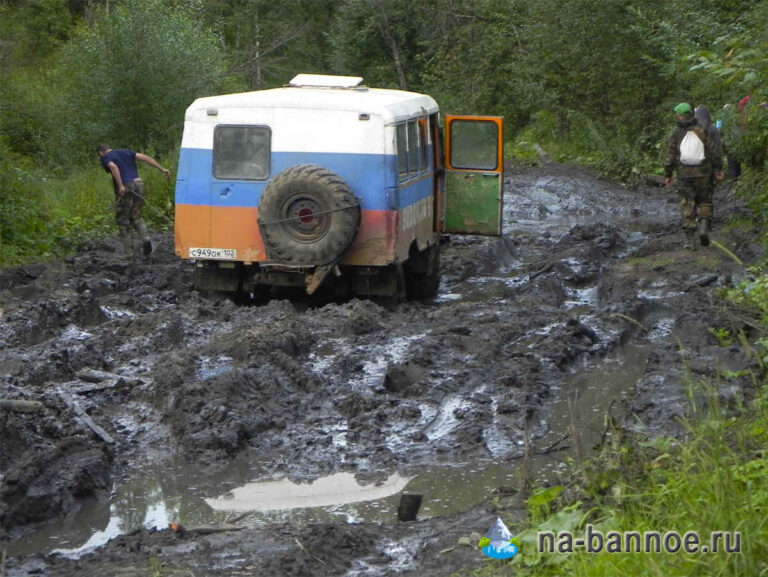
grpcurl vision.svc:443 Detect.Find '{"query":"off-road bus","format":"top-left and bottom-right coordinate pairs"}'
top-left (174, 73), bottom-right (503, 299)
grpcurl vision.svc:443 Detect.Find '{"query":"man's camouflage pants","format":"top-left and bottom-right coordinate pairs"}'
top-left (676, 176), bottom-right (714, 231)
top-left (115, 179), bottom-right (149, 253)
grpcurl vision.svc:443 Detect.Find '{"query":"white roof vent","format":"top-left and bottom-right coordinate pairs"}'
top-left (288, 74), bottom-right (364, 88)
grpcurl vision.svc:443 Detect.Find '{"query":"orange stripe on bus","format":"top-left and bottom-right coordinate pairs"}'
top-left (175, 204), bottom-right (397, 265)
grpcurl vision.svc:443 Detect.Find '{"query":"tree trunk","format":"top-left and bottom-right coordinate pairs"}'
top-left (376, 1), bottom-right (407, 90)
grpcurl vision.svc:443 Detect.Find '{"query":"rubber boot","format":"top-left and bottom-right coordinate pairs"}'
top-left (683, 230), bottom-right (696, 251)
top-left (119, 227), bottom-right (133, 257)
top-left (136, 220), bottom-right (152, 256)
top-left (698, 218), bottom-right (711, 247)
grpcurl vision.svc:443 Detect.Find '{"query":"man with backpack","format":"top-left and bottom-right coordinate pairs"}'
top-left (664, 102), bottom-right (724, 249)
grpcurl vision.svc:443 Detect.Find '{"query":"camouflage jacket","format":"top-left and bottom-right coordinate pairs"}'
top-left (664, 116), bottom-right (722, 179)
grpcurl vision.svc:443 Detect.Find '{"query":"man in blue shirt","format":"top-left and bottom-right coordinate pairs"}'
top-left (97, 145), bottom-right (170, 256)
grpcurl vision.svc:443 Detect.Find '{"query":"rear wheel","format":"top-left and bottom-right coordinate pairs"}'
top-left (258, 165), bottom-right (360, 266)
top-left (380, 264), bottom-right (406, 307)
top-left (405, 244), bottom-right (440, 300)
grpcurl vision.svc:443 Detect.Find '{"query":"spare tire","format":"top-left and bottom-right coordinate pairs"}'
top-left (258, 165), bottom-right (361, 266)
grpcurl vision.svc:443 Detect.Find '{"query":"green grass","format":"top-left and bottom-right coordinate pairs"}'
top-left (724, 270), bottom-right (768, 325)
top-left (0, 155), bottom-right (175, 267)
top-left (465, 337), bottom-right (768, 577)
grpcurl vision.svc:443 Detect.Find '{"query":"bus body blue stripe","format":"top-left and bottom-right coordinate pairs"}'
top-left (175, 148), bottom-right (432, 211)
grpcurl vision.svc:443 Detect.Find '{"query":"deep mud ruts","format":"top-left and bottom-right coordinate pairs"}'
top-left (0, 163), bottom-right (761, 576)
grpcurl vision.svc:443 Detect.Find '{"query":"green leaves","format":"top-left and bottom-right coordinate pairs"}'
top-left (51, 0), bottom-right (233, 164)
top-left (528, 485), bottom-right (563, 522)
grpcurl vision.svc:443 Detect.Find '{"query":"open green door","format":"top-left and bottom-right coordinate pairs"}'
top-left (440, 116), bottom-right (503, 236)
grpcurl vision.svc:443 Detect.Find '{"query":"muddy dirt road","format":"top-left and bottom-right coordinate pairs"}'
top-left (0, 164), bottom-right (760, 576)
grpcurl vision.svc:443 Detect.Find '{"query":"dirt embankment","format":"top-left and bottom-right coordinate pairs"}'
top-left (1, 163), bottom-right (762, 576)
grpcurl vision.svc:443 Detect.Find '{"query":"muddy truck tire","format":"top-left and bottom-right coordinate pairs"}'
top-left (258, 165), bottom-right (361, 266)
top-left (405, 243), bottom-right (440, 300)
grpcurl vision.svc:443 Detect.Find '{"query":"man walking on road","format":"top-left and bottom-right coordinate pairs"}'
top-left (664, 102), bottom-right (724, 250)
top-left (97, 145), bottom-right (170, 257)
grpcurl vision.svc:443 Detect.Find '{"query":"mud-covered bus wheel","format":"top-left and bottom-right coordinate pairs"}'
top-left (405, 243), bottom-right (440, 300)
top-left (258, 165), bottom-right (361, 266)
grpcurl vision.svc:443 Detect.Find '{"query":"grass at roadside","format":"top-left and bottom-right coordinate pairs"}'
top-left (467, 335), bottom-right (768, 576)
top-left (0, 155), bottom-right (175, 267)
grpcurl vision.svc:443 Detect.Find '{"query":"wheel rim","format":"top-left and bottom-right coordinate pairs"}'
top-left (282, 193), bottom-right (330, 243)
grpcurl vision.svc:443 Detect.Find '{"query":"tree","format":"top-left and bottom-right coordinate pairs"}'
top-left (330, 0), bottom-right (423, 90)
top-left (202, 0), bottom-right (337, 90)
top-left (51, 0), bottom-right (234, 164)
top-left (414, 0), bottom-right (542, 123)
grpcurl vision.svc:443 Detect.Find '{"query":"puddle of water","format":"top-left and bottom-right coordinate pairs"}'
top-left (206, 472), bottom-right (412, 512)
top-left (307, 338), bottom-right (344, 372)
top-left (10, 345), bottom-right (649, 558)
top-left (563, 285), bottom-right (598, 311)
top-left (99, 306), bottom-right (135, 320)
top-left (197, 355), bottom-right (235, 379)
top-left (359, 335), bottom-right (425, 388)
top-left (533, 321), bottom-right (563, 338)
top-left (638, 289), bottom-right (684, 300)
top-left (7, 460), bottom-right (254, 558)
top-left (543, 345), bottom-right (649, 459)
top-left (434, 292), bottom-right (463, 303)
top-left (53, 509), bottom-right (123, 558)
top-left (646, 317), bottom-right (675, 342)
top-left (60, 325), bottom-right (93, 342)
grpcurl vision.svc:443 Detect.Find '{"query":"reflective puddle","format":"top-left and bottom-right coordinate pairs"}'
top-left (9, 345), bottom-right (648, 558)
top-left (206, 472), bottom-right (412, 513)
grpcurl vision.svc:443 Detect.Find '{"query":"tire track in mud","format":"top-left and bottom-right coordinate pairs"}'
top-left (1, 164), bottom-right (760, 576)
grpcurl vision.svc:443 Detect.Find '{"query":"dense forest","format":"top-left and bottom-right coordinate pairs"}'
top-left (0, 0), bottom-right (766, 263)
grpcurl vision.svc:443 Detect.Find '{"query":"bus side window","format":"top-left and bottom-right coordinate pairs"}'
top-left (407, 120), bottom-right (419, 178)
top-left (397, 123), bottom-right (408, 183)
top-left (418, 117), bottom-right (428, 172)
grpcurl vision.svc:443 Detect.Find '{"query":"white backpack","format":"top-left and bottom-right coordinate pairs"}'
top-left (679, 129), bottom-right (706, 166)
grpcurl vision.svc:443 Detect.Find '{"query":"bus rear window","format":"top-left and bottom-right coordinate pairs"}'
top-left (213, 125), bottom-right (271, 180)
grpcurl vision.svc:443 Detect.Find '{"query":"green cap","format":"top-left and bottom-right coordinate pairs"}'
top-left (674, 102), bottom-right (693, 115)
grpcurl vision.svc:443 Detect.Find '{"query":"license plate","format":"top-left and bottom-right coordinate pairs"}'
top-left (188, 247), bottom-right (237, 260)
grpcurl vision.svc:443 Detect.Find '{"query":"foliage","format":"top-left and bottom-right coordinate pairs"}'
top-left (330, 0), bottom-right (422, 90)
top-left (474, 355), bottom-right (768, 576)
top-left (724, 268), bottom-right (768, 324)
top-left (0, 140), bottom-right (50, 265)
top-left (18, 0), bottom-right (73, 57)
top-left (202, 0), bottom-right (337, 90)
top-left (2, 0), bottom-right (768, 262)
top-left (681, 1), bottom-right (768, 232)
top-left (50, 0), bottom-right (234, 165)
top-left (529, 0), bottom-right (665, 124)
top-left (418, 0), bottom-right (543, 124)
top-left (708, 327), bottom-right (733, 347)
top-left (0, 69), bottom-right (57, 159)
top-left (527, 485), bottom-right (563, 523)
top-left (0, 134), bottom-right (116, 265)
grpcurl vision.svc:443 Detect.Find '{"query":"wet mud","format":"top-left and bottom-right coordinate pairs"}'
top-left (0, 163), bottom-right (762, 576)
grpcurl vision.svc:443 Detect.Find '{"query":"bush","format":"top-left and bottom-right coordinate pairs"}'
top-left (49, 0), bottom-right (232, 166)
top-left (0, 144), bottom-right (51, 265)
